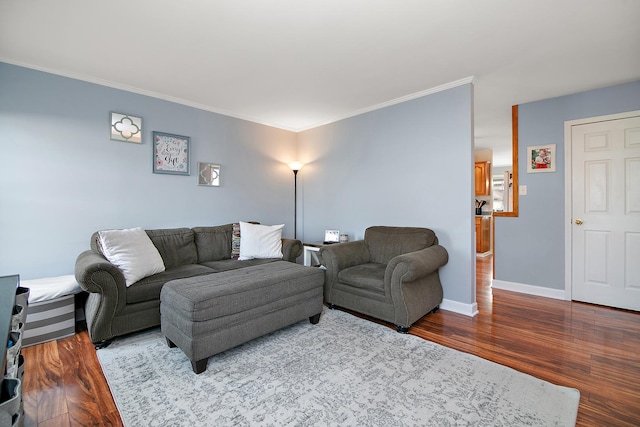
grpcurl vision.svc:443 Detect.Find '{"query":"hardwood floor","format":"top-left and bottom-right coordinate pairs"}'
top-left (20, 256), bottom-right (640, 426)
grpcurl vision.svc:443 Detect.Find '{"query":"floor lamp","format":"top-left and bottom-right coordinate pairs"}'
top-left (288, 162), bottom-right (303, 239)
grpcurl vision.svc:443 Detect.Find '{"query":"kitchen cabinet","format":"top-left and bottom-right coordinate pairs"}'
top-left (475, 216), bottom-right (490, 253)
top-left (475, 161), bottom-right (491, 196)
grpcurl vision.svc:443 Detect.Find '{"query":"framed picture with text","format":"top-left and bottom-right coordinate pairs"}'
top-left (153, 131), bottom-right (190, 175)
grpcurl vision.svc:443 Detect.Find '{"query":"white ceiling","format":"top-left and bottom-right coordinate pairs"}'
top-left (1, 0), bottom-right (639, 166)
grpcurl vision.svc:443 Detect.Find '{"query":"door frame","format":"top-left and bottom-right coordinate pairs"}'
top-left (563, 109), bottom-right (640, 300)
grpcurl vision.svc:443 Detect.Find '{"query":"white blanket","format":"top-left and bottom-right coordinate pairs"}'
top-left (20, 275), bottom-right (83, 303)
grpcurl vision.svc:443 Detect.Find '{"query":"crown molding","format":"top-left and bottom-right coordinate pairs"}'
top-left (295, 76), bottom-right (476, 132)
top-left (1, 58), bottom-right (475, 133)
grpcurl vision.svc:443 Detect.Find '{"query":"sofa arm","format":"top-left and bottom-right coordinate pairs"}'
top-left (386, 245), bottom-right (449, 283)
top-left (281, 238), bottom-right (303, 262)
top-left (75, 250), bottom-right (130, 343)
top-left (75, 250), bottom-right (124, 292)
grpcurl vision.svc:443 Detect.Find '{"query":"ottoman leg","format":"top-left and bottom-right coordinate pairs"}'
top-left (309, 313), bottom-right (321, 324)
top-left (166, 338), bottom-right (177, 348)
top-left (192, 359), bottom-right (207, 374)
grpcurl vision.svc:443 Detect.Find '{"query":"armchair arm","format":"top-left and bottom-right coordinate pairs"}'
top-left (386, 244), bottom-right (448, 327)
top-left (281, 238), bottom-right (302, 262)
top-left (319, 241), bottom-right (370, 300)
top-left (386, 245), bottom-right (449, 283)
top-left (319, 241), bottom-right (370, 272)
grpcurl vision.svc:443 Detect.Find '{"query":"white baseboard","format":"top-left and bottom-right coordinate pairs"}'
top-left (491, 279), bottom-right (567, 300)
top-left (440, 281), bottom-right (566, 319)
top-left (440, 299), bottom-right (479, 317)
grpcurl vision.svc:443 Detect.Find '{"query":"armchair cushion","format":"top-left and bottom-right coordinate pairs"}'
top-left (366, 226), bottom-right (436, 264)
top-left (338, 263), bottom-right (386, 294)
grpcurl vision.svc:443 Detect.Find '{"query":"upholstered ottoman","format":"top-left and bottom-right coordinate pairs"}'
top-left (160, 261), bottom-right (324, 373)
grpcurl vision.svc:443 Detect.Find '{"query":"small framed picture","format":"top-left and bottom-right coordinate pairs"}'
top-left (110, 112), bottom-right (142, 143)
top-left (198, 162), bottom-right (221, 186)
top-left (324, 230), bottom-right (340, 244)
top-left (153, 131), bottom-right (190, 175)
top-left (527, 144), bottom-right (556, 173)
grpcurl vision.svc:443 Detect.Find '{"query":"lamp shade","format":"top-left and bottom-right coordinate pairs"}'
top-left (288, 161), bottom-right (304, 172)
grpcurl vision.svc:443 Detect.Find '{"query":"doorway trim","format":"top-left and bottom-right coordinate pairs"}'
top-left (563, 109), bottom-right (640, 300)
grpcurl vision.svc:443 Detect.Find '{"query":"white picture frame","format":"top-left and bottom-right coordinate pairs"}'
top-left (527, 144), bottom-right (556, 173)
top-left (198, 162), bottom-right (221, 186)
top-left (324, 230), bottom-right (340, 243)
top-left (110, 112), bottom-right (142, 143)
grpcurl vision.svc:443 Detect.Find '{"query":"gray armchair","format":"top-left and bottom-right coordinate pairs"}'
top-left (319, 226), bottom-right (448, 332)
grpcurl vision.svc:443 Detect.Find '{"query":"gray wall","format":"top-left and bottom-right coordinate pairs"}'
top-left (0, 62), bottom-right (297, 279)
top-left (1, 62), bottom-right (476, 308)
top-left (495, 80), bottom-right (640, 289)
top-left (297, 85), bottom-right (476, 305)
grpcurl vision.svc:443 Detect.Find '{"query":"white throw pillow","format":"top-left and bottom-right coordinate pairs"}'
top-left (98, 227), bottom-right (166, 286)
top-left (238, 222), bottom-right (284, 260)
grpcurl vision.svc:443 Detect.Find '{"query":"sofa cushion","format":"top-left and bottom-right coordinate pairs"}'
top-left (238, 222), bottom-right (284, 260)
top-left (338, 263), bottom-right (386, 294)
top-left (146, 228), bottom-right (198, 268)
top-left (192, 224), bottom-right (234, 263)
top-left (200, 258), bottom-right (277, 272)
top-left (365, 226), bottom-right (436, 264)
top-left (126, 264), bottom-right (214, 304)
top-left (98, 227), bottom-right (166, 287)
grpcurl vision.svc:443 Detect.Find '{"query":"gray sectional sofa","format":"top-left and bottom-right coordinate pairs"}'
top-left (74, 224), bottom-right (302, 347)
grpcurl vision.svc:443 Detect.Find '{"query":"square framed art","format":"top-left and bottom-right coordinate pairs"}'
top-left (110, 112), bottom-right (142, 143)
top-left (527, 144), bottom-right (556, 173)
top-left (152, 131), bottom-right (190, 175)
top-left (198, 162), bottom-right (221, 186)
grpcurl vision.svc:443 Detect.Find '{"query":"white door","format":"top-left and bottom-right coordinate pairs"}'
top-left (570, 113), bottom-right (640, 311)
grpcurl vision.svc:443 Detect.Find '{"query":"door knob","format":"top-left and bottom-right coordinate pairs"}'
top-left (575, 219), bottom-right (583, 225)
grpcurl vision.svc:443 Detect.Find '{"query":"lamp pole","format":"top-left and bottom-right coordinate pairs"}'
top-left (289, 162), bottom-right (303, 239)
top-left (293, 169), bottom-right (298, 239)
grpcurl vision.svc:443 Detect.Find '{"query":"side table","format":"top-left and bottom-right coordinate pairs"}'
top-left (302, 243), bottom-right (323, 267)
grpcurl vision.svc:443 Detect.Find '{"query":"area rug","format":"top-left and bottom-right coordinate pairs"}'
top-left (97, 308), bottom-right (580, 426)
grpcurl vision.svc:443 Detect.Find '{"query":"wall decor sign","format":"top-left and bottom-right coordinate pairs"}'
top-left (198, 163), bottom-right (221, 186)
top-left (153, 131), bottom-right (190, 175)
top-left (110, 112), bottom-right (142, 143)
top-left (527, 144), bottom-right (556, 173)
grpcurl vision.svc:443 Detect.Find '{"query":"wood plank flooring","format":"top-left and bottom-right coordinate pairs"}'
top-left (20, 256), bottom-right (640, 426)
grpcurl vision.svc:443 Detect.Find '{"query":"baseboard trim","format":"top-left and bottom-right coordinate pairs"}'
top-left (491, 279), bottom-right (567, 300)
top-left (440, 299), bottom-right (479, 317)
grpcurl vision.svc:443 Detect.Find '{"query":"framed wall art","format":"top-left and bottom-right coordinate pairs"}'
top-left (110, 112), bottom-right (142, 143)
top-left (153, 131), bottom-right (190, 175)
top-left (198, 162), bottom-right (221, 186)
top-left (527, 144), bottom-right (556, 173)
